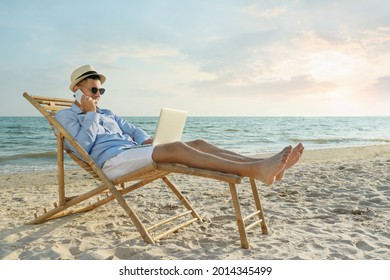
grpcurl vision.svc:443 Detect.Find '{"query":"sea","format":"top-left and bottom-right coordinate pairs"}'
top-left (0, 116), bottom-right (389, 175)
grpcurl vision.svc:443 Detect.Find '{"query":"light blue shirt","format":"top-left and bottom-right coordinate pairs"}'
top-left (55, 104), bottom-right (151, 168)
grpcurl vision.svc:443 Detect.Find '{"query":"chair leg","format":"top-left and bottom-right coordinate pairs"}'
top-left (162, 176), bottom-right (201, 220)
top-left (104, 179), bottom-right (156, 245)
top-left (228, 183), bottom-right (249, 249)
top-left (57, 134), bottom-right (66, 206)
top-left (249, 178), bottom-right (268, 234)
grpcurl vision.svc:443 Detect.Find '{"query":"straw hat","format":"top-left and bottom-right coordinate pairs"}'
top-left (69, 65), bottom-right (106, 91)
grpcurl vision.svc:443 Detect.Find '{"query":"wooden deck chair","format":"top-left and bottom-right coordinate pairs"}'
top-left (23, 92), bottom-right (268, 249)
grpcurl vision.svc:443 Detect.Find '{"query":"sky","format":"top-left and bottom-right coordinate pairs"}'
top-left (0, 0), bottom-right (389, 116)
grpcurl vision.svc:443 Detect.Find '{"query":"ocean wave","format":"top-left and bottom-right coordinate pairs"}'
top-left (0, 151), bottom-right (57, 163)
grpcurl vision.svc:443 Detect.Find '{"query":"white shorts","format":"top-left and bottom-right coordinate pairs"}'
top-left (102, 145), bottom-right (156, 180)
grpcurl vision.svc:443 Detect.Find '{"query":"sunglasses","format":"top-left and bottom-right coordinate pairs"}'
top-left (89, 87), bottom-right (105, 95)
top-left (81, 87), bottom-right (106, 95)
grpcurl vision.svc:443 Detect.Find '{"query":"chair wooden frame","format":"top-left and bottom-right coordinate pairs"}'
top-left (23, 92), bottom-right (268, 249)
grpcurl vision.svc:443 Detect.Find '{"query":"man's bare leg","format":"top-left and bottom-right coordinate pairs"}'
top-left (185, 139), bottom-right (261, 163)
top-left (152, 141), bottom-right (292, 185)
top-left (186, 139), bottom-right (304, 182)
top-left (275, 143), bottom-right (304, 181)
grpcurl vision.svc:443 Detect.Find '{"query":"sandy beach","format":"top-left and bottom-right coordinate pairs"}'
top-left (1, 145), bottom-right (389, 260)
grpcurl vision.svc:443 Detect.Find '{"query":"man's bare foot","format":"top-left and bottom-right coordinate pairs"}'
top-left (275, 143), bottom-right (304, 181)
top-left (255, 146), bottom-right (292, 185)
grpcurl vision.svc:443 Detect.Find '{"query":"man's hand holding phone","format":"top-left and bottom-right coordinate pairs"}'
top-left (74, 90), bottom-right (97, 112)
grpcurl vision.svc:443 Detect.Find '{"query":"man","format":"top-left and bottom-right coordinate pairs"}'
top-left (56, 65), bottom-right (304, 184)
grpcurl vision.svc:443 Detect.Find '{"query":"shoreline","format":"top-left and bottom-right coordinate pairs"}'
top-left (1, 144), bottom-right (389, 260)
top-left (257, 143), bottom-right (390, 162)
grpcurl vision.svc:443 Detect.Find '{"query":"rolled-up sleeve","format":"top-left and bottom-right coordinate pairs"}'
top-left (116, 115), bottom-right (150, 144)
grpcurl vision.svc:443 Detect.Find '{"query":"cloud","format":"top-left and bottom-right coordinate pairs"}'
top-left (243, 5), bottom-right (287, 19)
top-left (184, 20), bottom-right (390, 102)
top-left (371, 76), bottom-right (390, 97)
top-left (192, 74), bottom-right (337, 97)
top-left (358, 27), bottom-right (390, 61)
top-left (66, 42), bottom-right (183, 66)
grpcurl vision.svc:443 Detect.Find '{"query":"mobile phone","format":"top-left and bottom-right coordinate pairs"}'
top-left (73, 90), bottom-right (84, 104)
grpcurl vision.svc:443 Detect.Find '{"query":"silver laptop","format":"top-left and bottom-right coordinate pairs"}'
top-left (151, 107), bottom-right (187, 146)
top-left (132, 107), bottom-right (186, 148)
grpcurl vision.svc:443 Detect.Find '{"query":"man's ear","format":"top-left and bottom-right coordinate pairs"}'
top-left (72, 85), bottom-right (80, 92)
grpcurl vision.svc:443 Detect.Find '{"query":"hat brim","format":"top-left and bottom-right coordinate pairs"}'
top-left (69, 73), bottom-right (106, 91)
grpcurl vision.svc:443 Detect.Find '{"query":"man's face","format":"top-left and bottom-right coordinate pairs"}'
top-left (78, 78), bottom-right (103, 105)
